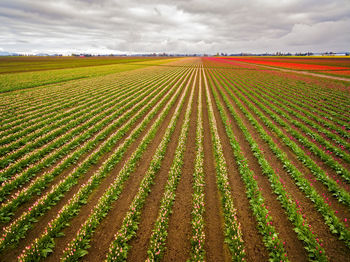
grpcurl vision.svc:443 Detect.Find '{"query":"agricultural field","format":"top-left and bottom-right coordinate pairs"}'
top-left (0, 56), bottom-right (350, 262)
top-left (220, 56), bottom-right (350, 79)
top-left (0, 57), bottom-right (177, 93)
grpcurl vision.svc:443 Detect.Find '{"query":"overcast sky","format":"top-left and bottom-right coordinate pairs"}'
top-left (0, 0), bottom-right (349, 54)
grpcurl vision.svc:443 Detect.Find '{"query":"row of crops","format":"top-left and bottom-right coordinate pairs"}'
top-left (0, 57), bottom-right (349, 261)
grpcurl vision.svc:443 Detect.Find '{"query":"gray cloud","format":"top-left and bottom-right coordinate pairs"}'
top-left (0, 0), bottom-right (349, 54)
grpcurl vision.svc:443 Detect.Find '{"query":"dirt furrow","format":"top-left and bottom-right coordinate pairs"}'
top-left (220, 70), bottom-right (350, 261)
top-left (45, 71), bottom-right (193, 262)
top-left (0, 69), bottom-right (188, 262)
top-left (247, 87), bottom-right (350, 179)
top-left (1, 69), bottom-right (181, 227)
top-left (200, 77), bottom-right (229, 262)
top-left (247, 82), bottom-right (350, 155)
top-left (162, 73), bottom-right (198, 261)
top-left (208, 73), bottom-right (307, 261)
top-left (126, 75), bottom-right (193, 262)
top-left (221, 70), bottom-right (350, 209)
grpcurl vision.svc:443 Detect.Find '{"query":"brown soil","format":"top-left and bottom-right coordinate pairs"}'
top-left (247, 82), bottom-right (350, 155)
top-left (126, 72), bottom-right (194, 262)
top-left (0, 68), bottom-right (190, 262)
top-left (217, 69), bottom-right (350, 261)
top-left (246, 84), bottom-right (350, 218)
top-left (200, 74), bottom-right (231, 262)
top-left (0, 68), bottom-right (177, 226)
top-left (247, 73), bottom-right (350, 121)
top-left (162, 71), bottom-right (198, 261)
top-left (46, 69), bottom-right (194, 262)
top-left (208, 71), bottom-right (307, 261)
top-left (222, 70), bottom-right (350, 193)
top-left (1, 57), bottom-right (349, 262)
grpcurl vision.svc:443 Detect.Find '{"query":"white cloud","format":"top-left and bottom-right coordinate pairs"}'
top-left (278, 19), bottom-right (350, 51)
top-left (0, 0), bottom-right (349, 54)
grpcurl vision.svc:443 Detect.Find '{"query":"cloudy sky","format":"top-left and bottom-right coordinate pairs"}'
top-left (0, 0), bottom-right (349, 54)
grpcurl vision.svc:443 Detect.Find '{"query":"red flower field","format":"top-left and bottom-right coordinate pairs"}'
top-left (217, 57), bottom-right (350, 78)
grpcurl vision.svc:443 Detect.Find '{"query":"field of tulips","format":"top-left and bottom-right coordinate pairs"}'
top-left (222, 57), bottom-right (350, 78)
top-left (0, 56), bottom-right (349, 261)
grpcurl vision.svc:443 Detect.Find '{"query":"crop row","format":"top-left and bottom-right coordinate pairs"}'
top-left (16, 68), bottom-right (194, 261)
top-left (0, 68), bottom-right (193, 253)
top-left (205, 69), bottom-right (290, 261)
top-left (0, 75), bottom-right (164, 178)
top-left (215, 69), bottom-right (350, 196)
top-left (233, 71), bottom-right (350, 145)
top-left (189, 69), bottom-right (206, 261)
top-left (145, 70), bottom-right (196, 261)
top-left (203, 69), bottom-right (246, 260)
top-left (208, 66), bottom-right (350, 247)
top-left (246, 72), bottom-right (350, 123)
top-left (0, 68), bottom-right (180, 197)
top-left (60, 68), bottom-right (194, 261)
top-left (0, 67), bottom-right (158, 131)
top-left (104, 71), bottom-right (195, 261)
top-left (220, 65), bottom-right (349, 138)
top-left (0, 69), bottom-right (184, 224)
top-left (245, 83), bottom-right (350, 179)
top-left (0, 67), bottom-right (179, 160)
top-left (249, 85), bottom-right (350, 153)
top-left (207, 69), bottom-right (328, 260)
top-left (219, 71), bottom-right (350, 188)
top-left (0, 67), bottom-right (184, 199)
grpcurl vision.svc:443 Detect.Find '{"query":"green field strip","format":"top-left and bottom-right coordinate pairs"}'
top-left (239, 72), bottom-right (350, 122)
top-left (17, 67), bottom-right (193, 261)
top-left (215, 69), bottom-right (350, 185)
top-left (210, 69), bottom-right (350, 248)
top-left (0, 60), bottom-right (171, 93)
top-left (208, 70), bottom-right (329, 261)
top-left (0, 66), bottom-right (171, 137)
top-left (0, 57), bottom-right (175, 74)
top-left (243, 83), bottom-right (350, 152)
top-left (0, 79), bottom-right (162, 181)
top-left (0, 68), bottom-right (188, 222)
top-left (0, 68), bottom-right (187, 204)
top-left (222, 69), bottom-right (350, 133)
top-left (189, 68), bottom-right (206, 262)
top-left (145, 70), bottom-right (196, 261)
top-left (202, 69), bottom-right (246, 261)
